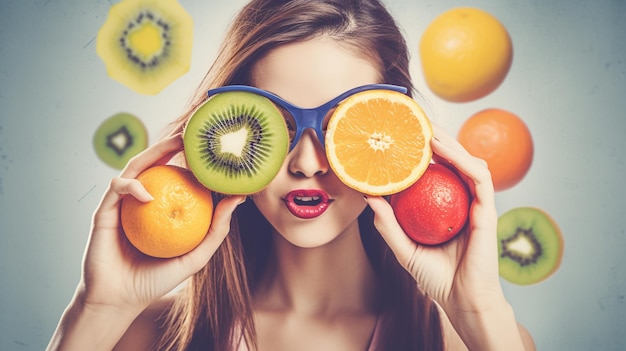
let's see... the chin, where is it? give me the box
[271,212,364,249]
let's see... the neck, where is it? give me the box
[255,221,379,318]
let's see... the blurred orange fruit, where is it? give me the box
[325,90,433,196]
[120,165,214,258]
[419,7,513,102]
[457,108,533,191]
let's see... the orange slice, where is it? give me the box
[325,90,433,195]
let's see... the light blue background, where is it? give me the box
[1,0,625,350]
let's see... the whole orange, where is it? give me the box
[390,163,470,245]
[120,165,214,258]
[457,108,533,191]
[419,7,513,102]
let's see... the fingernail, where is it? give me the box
[139,186,154,201]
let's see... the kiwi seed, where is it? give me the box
[183,91,289,195]
[500,228,542,266]
[118,10,171,71]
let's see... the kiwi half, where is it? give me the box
[96,0,193,95]
[497,207,564,285]
[183,91,289,195]
[93,112,148,169]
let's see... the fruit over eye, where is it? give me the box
[183,91,289,195]
[325,90,433,196]
[96,0,194,95]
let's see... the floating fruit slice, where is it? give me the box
[419,7,513,102]
[96,0,194,95]
[325,90,433,196]
[457,108,533,191]
[183,91,289,195]
[390,163,470,245]
[497,207,564,285]
[121,165,214,258]
[93,112,148,169]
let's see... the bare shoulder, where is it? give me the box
[113,296,175,351]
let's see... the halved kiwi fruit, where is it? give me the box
[183,91,289,195]
[96,0,193,95]
[497,207,564,285]
[93,112,148,169]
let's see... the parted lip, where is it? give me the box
[283,189,332,219]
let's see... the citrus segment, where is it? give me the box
[419,7,513,102]
[120,165,214,258]
[325,90,433,195]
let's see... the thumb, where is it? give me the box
[364,196,418,268]
[178,195,246,273]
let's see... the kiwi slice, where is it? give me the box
[96,0,193,95]
[183,91,289,195]
[93,112,148,169]
[497,207,564,285]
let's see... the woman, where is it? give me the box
[48,0,536,350]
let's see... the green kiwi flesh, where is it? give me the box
[183,91,288,195]
[93,112,148,169]
[497,207,564,285]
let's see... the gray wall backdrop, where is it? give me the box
[1,0,625,350]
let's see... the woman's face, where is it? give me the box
[249,37,381,248]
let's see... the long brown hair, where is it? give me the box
[157,1,443,350]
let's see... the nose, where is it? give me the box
[288,128,329,178]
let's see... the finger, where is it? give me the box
[431,124,495,203]
[431,124,489,180]
[431,126,499,250]
[94,135,183,217]
[180,195,247,272]
[93,177,153,224]
[364,196,418,267]
[120,133,184,179]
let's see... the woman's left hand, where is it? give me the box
[366,123,503,313]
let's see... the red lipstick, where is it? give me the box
[284,189,331,219]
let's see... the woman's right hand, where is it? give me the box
[80,133,245,313]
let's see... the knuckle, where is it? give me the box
[123,156,143,173]
[472,155,489,169]
[109,176,138,195]
[470,156,492,180]
[109,176,124,189]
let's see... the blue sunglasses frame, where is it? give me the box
[207,84,408,151]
